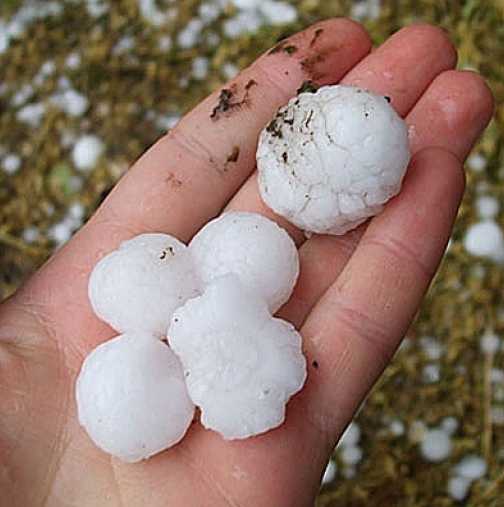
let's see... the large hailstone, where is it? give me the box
[190,211,299,313]
[89,233,200,336]
[168,275,306,440]
[76,332,195,462]
[257,85,411,235]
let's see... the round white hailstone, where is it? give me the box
[17,103,46,127]
[190,212,299,313]
[467,153,486,172]
[192,57,209,80]
[11,84,33,107]
[72,135,105,172]
[259,1,298,25]
[423,364,441,383]
[420,336,444,360]
[480,331,501,354]
[2,154,21,174]
[57,89,89,117]
[321,460,337,485]
[198,3,221,23]
[476,196,499,219]
[224,10,261,37]
[177,19,204,49]
[68,202,85,221]
[58,76,72,90]
[168,275,306,440]
[86,0,109,17]
[39,60,55,76]
[447,476,472,502]
[420,429,452,462]
[454,455,487,480]
[156,114,180,131]
[89,233,200,336]
[22,226,39,244]
[341,446,363,466]
[399,336,412,352]
[138,0,166,26]
[230,0,261,9]
[66,52,81,69]
[389,419,405,437]
[339,422,361,448]
[222,62,239,80]
[463,220,504,263]
[257,85,410,235]
[352,0,381,20]
[49,221,73,245]
[76,333,194,462]
[441,417,459,436]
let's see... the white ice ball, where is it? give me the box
[257,85,411,235]
[76,332,195,462]
[321,460,337,485]
[463,220,504,263]
[190,212,299,313]
[476,195,499,219]
[168,275,306,440]
[447,476,471,501]
[454,455,487,480]
[339,422,361,448]
[72,134,104,171]
[420,428,452,462]
[89,233,200,336]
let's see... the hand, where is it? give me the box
[0,19,493,507]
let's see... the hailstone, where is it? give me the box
[257,84,411,235]
[76,332,195,462]
[89,233,200,336]
[168,275,306,440]
[190,211,299,313]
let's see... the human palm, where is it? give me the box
[0,19,493,507]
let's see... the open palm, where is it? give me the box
[0,19,493,507]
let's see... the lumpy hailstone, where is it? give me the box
[89,233,200,336]
[168,275,306,440]
[257,85,411,235]
[190,212,299,313]
[76,333,195,462]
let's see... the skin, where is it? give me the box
[0,18,494,507]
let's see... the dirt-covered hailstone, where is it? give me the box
[257,85,411,235]
[76,332,195,462]
[190,211,299,313]
[168,275,306,440]
[89,233,200,336]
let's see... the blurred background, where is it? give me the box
[0,0,503,505]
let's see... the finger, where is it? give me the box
[225,23,457,240]
[342,24,457,115]
[408,70,495,160]
[297,147,465,441]
[280,68,495,327]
